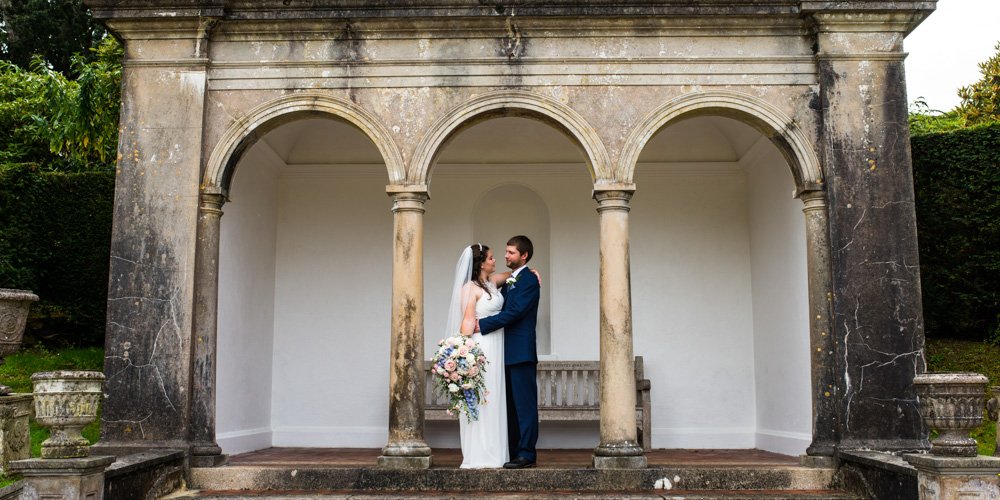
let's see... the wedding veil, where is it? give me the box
[445,246,474,336]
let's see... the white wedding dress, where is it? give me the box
[459,281,509,468]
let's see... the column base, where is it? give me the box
[593,441,646,469]
[806,440,836,457]
[904,453,1000,497]
[593,455,647,469]
[378,441,432,469]
[377,455,433,469]
[191,443,228,467]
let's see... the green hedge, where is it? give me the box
[911,123,1000,343]
[0,163,114,346]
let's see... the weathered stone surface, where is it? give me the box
[104,449,186,500]
[0,393,32,473]
[10,455,115,500]
[815,11,931,453]
[838,451,919,500]
[905,454,1000,500]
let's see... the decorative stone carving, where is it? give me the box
[0,289,38,358]
[0,394,32,473]
[32,371,105,459]
[913,373,989,457]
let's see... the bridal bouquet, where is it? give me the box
[430,335,489,422]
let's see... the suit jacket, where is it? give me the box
[479,268,540,365]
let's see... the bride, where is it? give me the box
[446,244,523,468]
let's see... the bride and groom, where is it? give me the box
[447,235,540,469]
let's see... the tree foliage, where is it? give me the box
[908,98,967,136]
[958,41,1000,126]
[0,0,106,75]
[0,37,121,171]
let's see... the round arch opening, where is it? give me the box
[215,115,394,454]
[629,114,813,455]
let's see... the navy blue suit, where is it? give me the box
[479,268,540,462]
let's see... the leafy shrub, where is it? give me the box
[911,123,1000,343]
[0,163,115,346]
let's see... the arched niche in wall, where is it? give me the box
[472,183,552,356]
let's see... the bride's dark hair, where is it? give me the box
[470,244,492,298]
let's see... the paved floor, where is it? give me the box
[228,448,801,469]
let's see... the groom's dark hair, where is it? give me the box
[507,235,533,263]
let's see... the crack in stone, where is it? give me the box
[103,413,153,439]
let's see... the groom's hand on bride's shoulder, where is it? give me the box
[474,320,480,333]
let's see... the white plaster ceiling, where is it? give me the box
[260,115,764,166]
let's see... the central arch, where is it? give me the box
[410,90,612,184]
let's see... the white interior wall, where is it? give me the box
[631,163,758,449]
[743,140,812,455]
[270,166,394,447]
[213,116,812,455]
[216,141,281,454]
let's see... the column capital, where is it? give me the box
[387,185,430,213]
[199,192,226,216]
[798,190,828,213]
[593,187,634,213]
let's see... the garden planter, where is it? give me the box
[913,372,989,457]
[0,288,38,359]
[31,371,104,459]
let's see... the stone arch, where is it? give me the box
[410,90,611,185]
[204,91,405,195]
[619,90,823,193]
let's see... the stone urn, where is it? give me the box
[31,371,104,459]
[913,372,989,457]
[0,289,38,358]
[0,288,38,395]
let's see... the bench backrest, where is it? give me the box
[424,357,645,409]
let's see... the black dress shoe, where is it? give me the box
[503,457,536,469]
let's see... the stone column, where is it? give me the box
[800,190,837,457]
[91,13,220,455]
[189,191,227,467]
[809,8,931,452]
[592,186,646,469]
[378,186,432,469]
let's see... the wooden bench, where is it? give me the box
[424,356,652,451]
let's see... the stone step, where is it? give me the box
[164,489,860,499]
[188,465,838,493]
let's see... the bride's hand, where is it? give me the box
[531,268,541,285]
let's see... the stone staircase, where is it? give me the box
[163,464,859,499]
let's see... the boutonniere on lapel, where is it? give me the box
[505,275,519,289]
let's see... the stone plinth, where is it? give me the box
[9,455,115,500]
[0,393,32,473]
[905,454,1000,500]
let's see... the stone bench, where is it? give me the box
[424,356,652,451]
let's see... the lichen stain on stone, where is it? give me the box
[397,226,414,263]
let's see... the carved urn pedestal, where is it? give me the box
[905,373,1000,499]
[31,371,105,459]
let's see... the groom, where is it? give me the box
[477,235,540,469]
